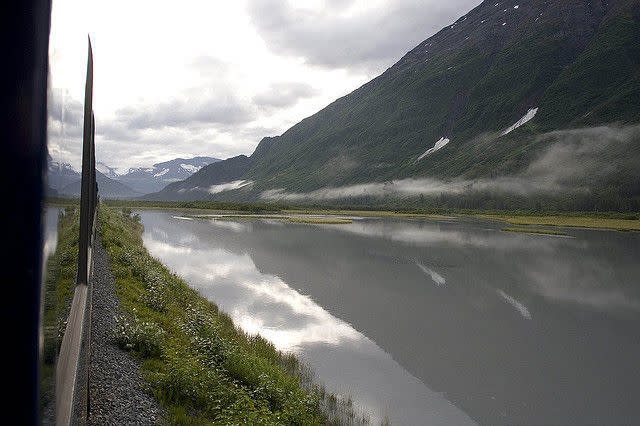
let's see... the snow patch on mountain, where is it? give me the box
[417,137,450,161]
[180,164,200,173]
[47,156,81,190]
[128,167,153,174]
[48,160,77,174]
[208,180,254,194]
[97,161,120,178]
[153,168,170,177]
[501,107,538,136]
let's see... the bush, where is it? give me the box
[113,312,164,358]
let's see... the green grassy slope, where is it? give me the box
[539,6,640,126]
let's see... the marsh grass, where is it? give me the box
[212,215,287,220]
[183,214,353,225]
[287,217,353,225]
[283,209,453,220]
[483,215,640,231]
[502,227,568,236]
[100,206,366,424]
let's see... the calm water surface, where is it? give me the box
[139,211,640,425]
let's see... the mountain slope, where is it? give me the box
[60,171,141,199]
[150,0,640,209]
[96,161,120,178]
[47,155,81,190]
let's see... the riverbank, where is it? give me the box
[183,214,354,224]
[502,227,568,236]
[48,198,640,231]
[482,215,640,231]
[99,206,362,424]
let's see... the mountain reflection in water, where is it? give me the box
[140,211,640,426]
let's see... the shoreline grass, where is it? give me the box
[282,209,453,220]
[287,217,353,224]
[183,214,354,225]
[482,215,640,231]
[192,214,287,220]
[99,206,365,424]
[502,227,568,236]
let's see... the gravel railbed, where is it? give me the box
[88,233,163,425]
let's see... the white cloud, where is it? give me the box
[48,0,480,171]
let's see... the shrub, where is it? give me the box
[113,312,164,358]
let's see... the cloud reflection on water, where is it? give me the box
[145,235,362,351]
[496,289,532,319]
[416,262,446,286]
[140,212,640,426]
[141,215,477,425]
[330,219,578,251]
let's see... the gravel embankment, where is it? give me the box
[88,233,162,425]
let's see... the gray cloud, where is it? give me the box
[253,82,316,109]
[116,92,255,130]
[49,2,483,172]
[86,108,275,173]
[93,126,255,172]
[246,0,481,71]
[85,55,267,169]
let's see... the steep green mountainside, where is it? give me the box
[149,0,640,209]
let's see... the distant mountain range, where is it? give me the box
[47,155,219,199]
[60,171,142,199]
[113,157,220,194]
[148,0,640,211]
[47,157,81,191]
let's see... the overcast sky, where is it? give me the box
[48,0,480,173]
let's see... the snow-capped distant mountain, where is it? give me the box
[47,155,80,190]
[47,155,220,197]
[96,161,120,179]
[60,171,141,199]
[115,156,220,194]
[47,155,140,199]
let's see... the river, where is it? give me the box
[139,211,640,425]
